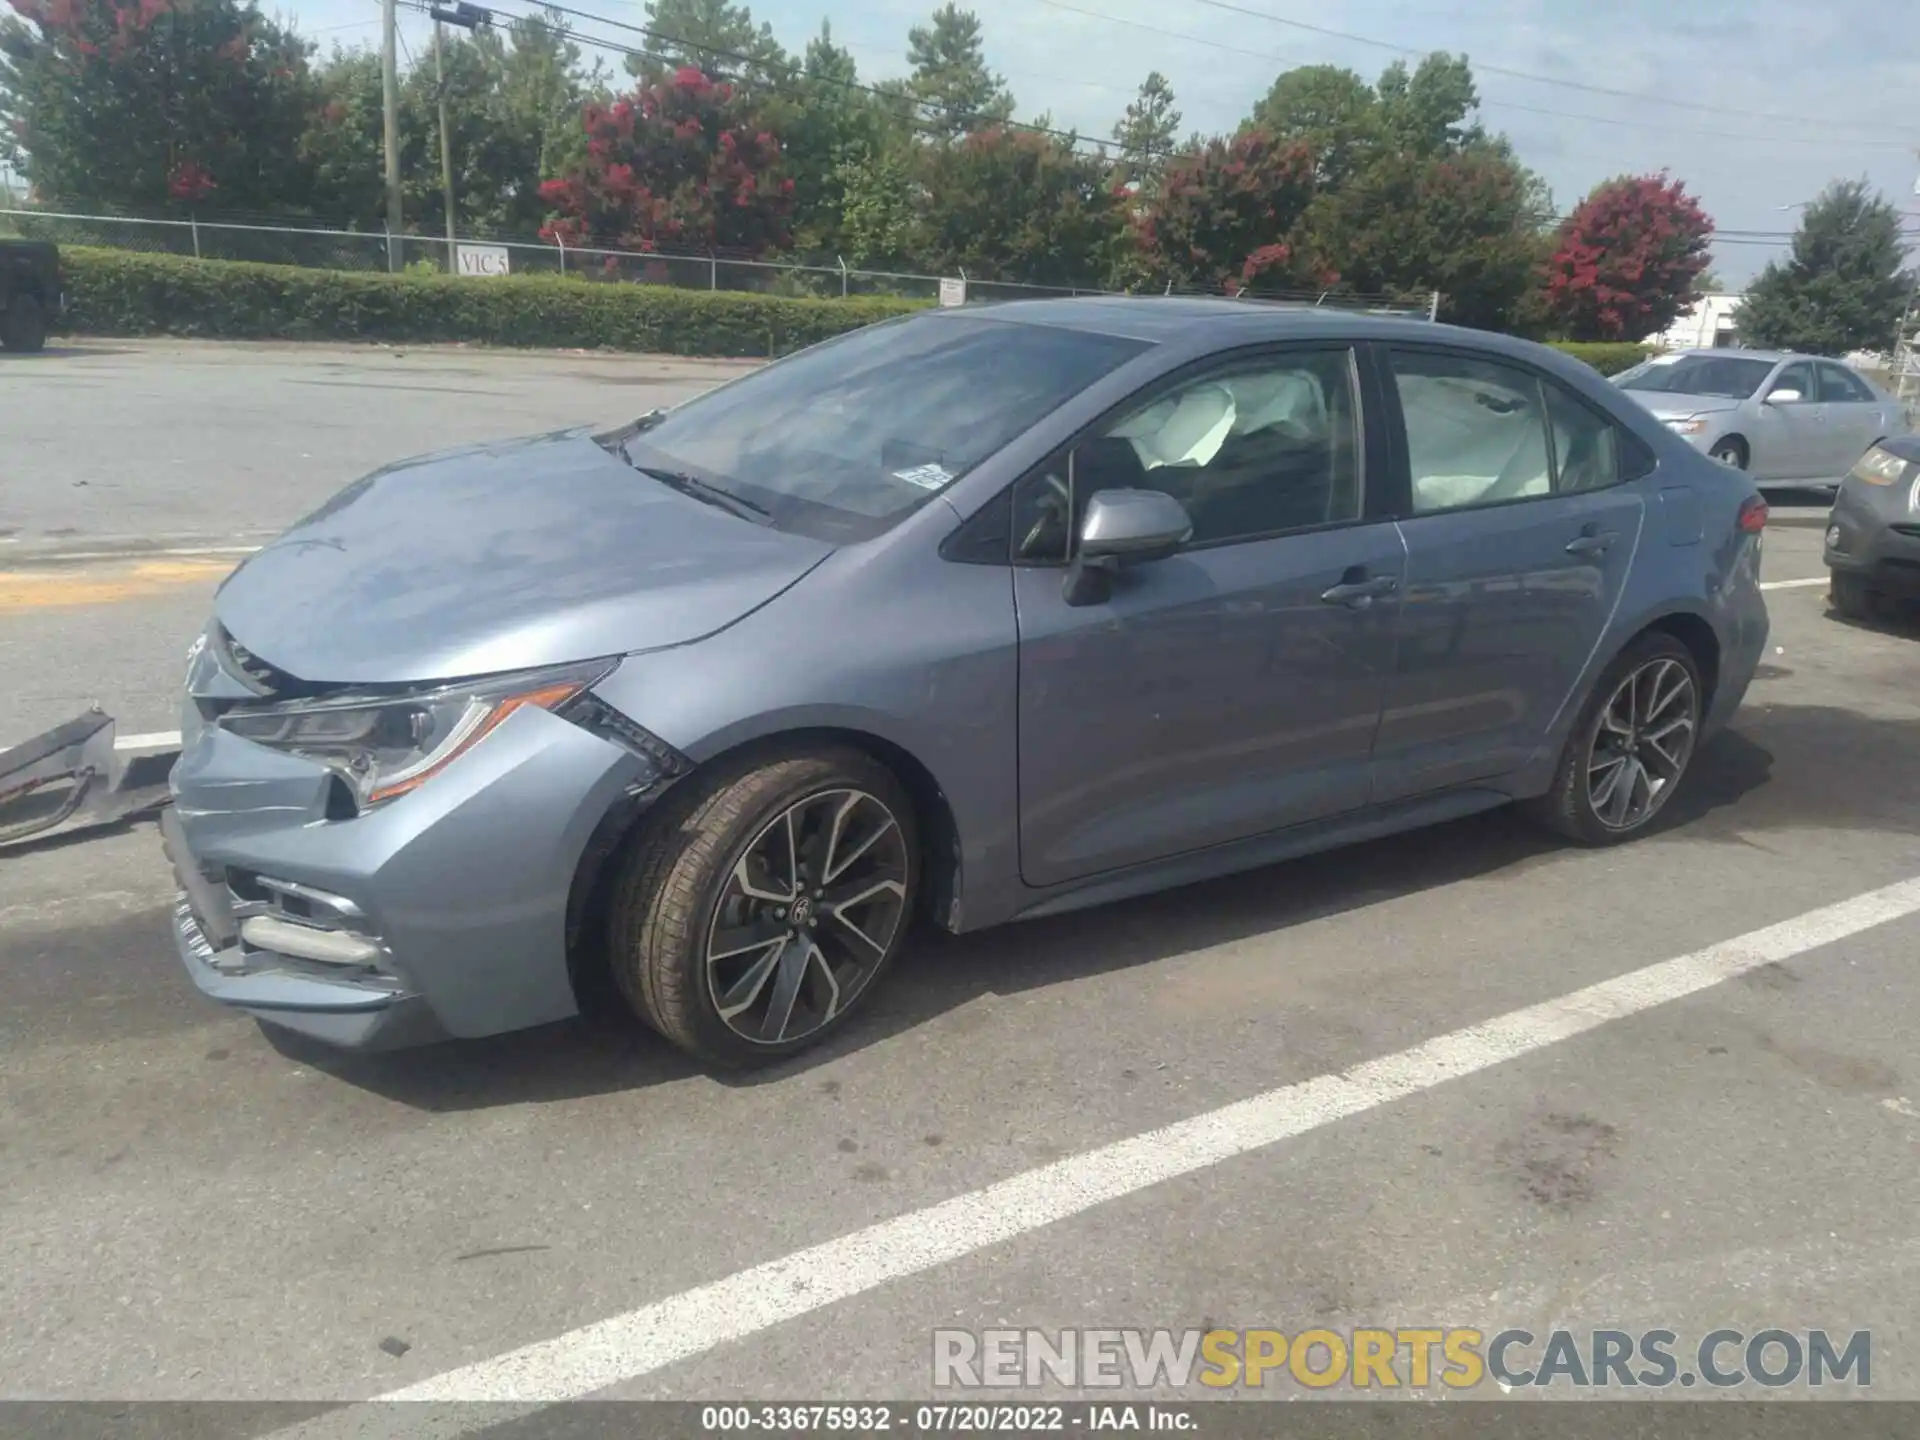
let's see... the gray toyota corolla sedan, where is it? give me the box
[164,299,1771,1066]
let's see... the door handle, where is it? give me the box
[1320,573,1399,608]
[1565,530,1616,558]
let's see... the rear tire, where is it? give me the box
[1523,632,1704,846]
[608,746,919,1068]
[0,294,48,353]
[1708,436,1747,470]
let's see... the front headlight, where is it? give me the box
[1664,417,1707,435]
[217,658,616,810]
[1850,444,1910,487]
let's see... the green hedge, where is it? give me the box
[1548,341,1653,376]
[59,247,1662,372]
[58,246,925,357]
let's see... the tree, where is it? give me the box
[1249,64,1375,186]
[1737,179,1914,355]
[906,4,1011,141]
[1305,142,1544,329]
[1111,71,1179,188]
[1,0,315,211]
[760,21,910,253]
[1540,173,1714,341]
[302,46,387,224]
[625,0,787,88]
[1250,53,1481,188]
[1136,128,1323,294]
[911,126,1122,284]
[538,65,790,256]
[302,12,601,236]
[835,145,919,269]
[1373,53,1482,158]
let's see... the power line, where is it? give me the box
[1168,0,1920,138]
[1036,0,1919,153]
[424,0,1154,161]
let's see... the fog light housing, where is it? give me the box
[1826,524,1844,550]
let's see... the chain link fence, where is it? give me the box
[0,205,1439,317]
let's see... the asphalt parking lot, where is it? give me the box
[4,341,1920,1420]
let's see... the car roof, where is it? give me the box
[1667,348,1850,367]
[935,294,1547,359]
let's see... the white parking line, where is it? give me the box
[0,544,263,564]
[270,875,1920,1431]
[116,731,183,750]
[1760,577,1829,591]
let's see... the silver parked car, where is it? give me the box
[164,300,1771,1066]
[1613,349,1906,489]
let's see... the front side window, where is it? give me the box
[1013,349,1362,558]
[1770,362,1815,402]
[621,314,1147,542]
[1616,354,1774,400]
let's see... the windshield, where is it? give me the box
[1616,354,1774,400]
[623,314,1149,541]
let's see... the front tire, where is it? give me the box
[1,294,48,353]
[1708,437,1747,470]
[1829,570,1881,622]
[1524,633,1704,846]
[608,746,919,1067]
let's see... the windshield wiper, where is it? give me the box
[631,464,773,523]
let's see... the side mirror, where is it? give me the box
[1063,488,1192,606]
[1765,387,1803,405]
[1079,488,1194,564]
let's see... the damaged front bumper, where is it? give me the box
[163,703,656,1050]
[0,708,178,850]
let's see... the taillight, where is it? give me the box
[1738,496,1769,533]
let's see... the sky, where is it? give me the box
[287,0,1920,284]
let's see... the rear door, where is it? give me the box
[1012,344,1405,888]
[1816,362,1886,475]
[1370,345,1646,804]
[1753,360,1825,481]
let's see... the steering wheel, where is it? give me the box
[1019,471,1073,558]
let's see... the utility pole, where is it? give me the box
[434,17,457,272]
[428,4,490,274]
[381,0,403,271]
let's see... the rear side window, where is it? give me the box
[1543,385,1622,492]
[1819,363,1877,403]
[1388,349,1642,512]
[1389,351,1552,512]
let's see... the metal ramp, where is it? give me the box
[1890,294,1920,429]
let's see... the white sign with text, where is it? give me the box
[456,244,511,278]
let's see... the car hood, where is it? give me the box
[213,429,833,686]
[1618,390,1740,421]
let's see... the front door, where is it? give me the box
[1371,346,1644,803]
[1751,360,1825,481]
[1013,345,1404,889]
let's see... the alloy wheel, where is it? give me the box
[1584,657,1699,833]
[704,788,909,1046]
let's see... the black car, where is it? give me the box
[0,237,62,353]
[1825,434,1920,619]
